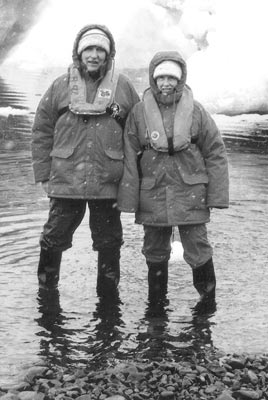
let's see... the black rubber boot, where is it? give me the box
[37,248,62,290]
[147,261,168,305]
[97,248,120,297]
[192,258,216,303]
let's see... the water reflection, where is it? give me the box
[89,294,124,366]
[138,300,171,360]
[135,298,216,362]
[36,289,69,365]
[189,301,216,356]
[35,289,124,369]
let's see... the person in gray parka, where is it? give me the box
[117,51,229,306]
[32,24,140,294]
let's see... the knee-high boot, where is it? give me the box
[192,258,216,302]
[97,248,120,297]
[37,248,62,290]
[147,261,168,304]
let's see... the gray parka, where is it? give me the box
[32,24,140,199]
[117,51,229,226]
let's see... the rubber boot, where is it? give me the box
[192,258,216,303]
[37,248,62,290]
[147,261,168,305]
[97,248,120,297]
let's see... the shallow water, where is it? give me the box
[0,67,268,386]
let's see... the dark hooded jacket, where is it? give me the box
[32,24,140,199]
[117,51,229,226]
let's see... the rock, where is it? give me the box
[127,371,146,382]
[196,365,208,374]
[2,352,268,400]
[23,367,48,384]
[216,390,235,400]
[18,392,45,400]
[158,391,175,399]
[62,374,76,383]
[233,389,260,399]
[227,357,246,370]
[205,384,220,394]
[247,370,259,385]
[232,379,241,390]
[132,395,144,400]
[0,394,20,400]
[207,362,227,377]
[0,382,30,392]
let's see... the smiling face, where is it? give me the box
[156,75,179,95]
[81,45,107,73]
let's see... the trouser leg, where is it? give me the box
[178,224,215,301]
[142,225,172,302]
[38,198,86,288]
[89,199,123,296]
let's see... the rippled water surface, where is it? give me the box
[0,67,268,386]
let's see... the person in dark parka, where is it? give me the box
[117,50,229,305]
[32,24,140,295]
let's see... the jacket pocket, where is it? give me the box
[180,172,208,185]
[176,144,208,185]
[49,147,74,185]
[179,172,208,211]
[102,149,124,183]
[105,149,124,161]
[139,177,156,213]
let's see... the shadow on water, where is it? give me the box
[35,291,133,369]
[134,298,217,362]
[36,289,125,369]
[35,287,217,372]
[0,67,268,386]
[36,289,68,365]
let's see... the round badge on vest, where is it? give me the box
[151,131,160,141]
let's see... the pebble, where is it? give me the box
[233,389,260,399]
[158,390,175,399]
[0,353,268,400]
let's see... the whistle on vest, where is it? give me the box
[106,102,125,129]
[106,102,120,118]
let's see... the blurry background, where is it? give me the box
[1,0,268,115]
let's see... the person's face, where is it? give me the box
[81,46,107,73]
[156,75,178,95]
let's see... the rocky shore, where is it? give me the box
[1,351,268,400]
